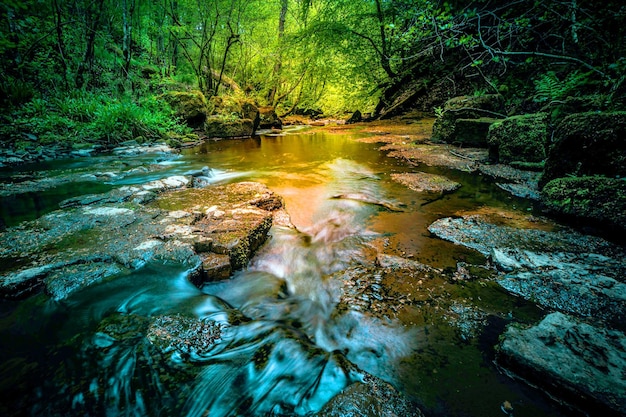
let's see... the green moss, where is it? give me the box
[452,117,498,147]
[161,90,208,127]
[542,176,626,232]
[541,111,626,187]
[487,113,548,164]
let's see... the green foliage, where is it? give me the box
[9,93,189,146]
[533,71,590,103]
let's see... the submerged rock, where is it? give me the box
[146,314,225,358]
[391,172,461,193]
[317,373,425,417]
[497,312,626,415]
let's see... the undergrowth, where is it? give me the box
[1,92,190,149]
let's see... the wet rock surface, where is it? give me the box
[0,180,283,300]
[0,143,179,198]
[429,213,626,415]
[428,215,626,325]
[317,373,425,417]
[391,172,461,193]
[497,312,626,415]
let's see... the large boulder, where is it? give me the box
[541,176,626,234]
[432,94,505,144]
[205,117,256,138]
[204,96,260,138]
[540,111,626,187]
[487,113,548,163]
[258,106,283,129]
[497,312,626,416]
[161,90,208,128]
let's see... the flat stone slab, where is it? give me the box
[383,143,488,172]
[391,172,460,193]
[497,312,626,415]
[0,181,282,300]
[428,216,626,325]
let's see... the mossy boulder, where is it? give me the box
[432,94,504,143]
[205,117,256,138]
[452,117,498,146]
[540,112,626,187]
[442,94,504,113]
[541,176,626,233]
[204,95,260,138]
[546,95,610,126]
[161,90,208,128]
[258,106,283,129]
[487,113,548,164]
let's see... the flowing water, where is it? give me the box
[0,126,572,417]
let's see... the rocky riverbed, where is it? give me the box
[1,120,625,417]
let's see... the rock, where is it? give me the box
[385,144,487,172]
[161,90,209,128]
[428,216,626,325]
[146,314,225,358]
[541,176,626,234]
[258,106,283,129]
[44,259,126,300]
[1,181,282,300]
[204,116,256,138]
[496,182,540,200]
[479,164,541,199]
[452,117,499,146]
[432,94,505,143]
[495,248,626,326]
[197,253,232,284]
[497,312,626,415]
[391,172,461,193]
[346,110,362,124]
[487,113,548,163]
[316,373,425,417]
[204,95,260,138]
[540,111,626,188]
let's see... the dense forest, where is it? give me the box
[1,0,625,149]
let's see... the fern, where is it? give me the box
[533,70,589,103]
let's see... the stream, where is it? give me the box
[0,126,576,417]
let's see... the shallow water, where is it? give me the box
[0,126,575,417]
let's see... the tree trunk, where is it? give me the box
[122,0,135,78]
[374,0,396,79]
[267,0,288,105]
[76,0,105,89]
[52,0,69,89]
